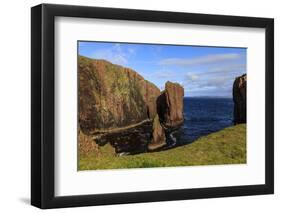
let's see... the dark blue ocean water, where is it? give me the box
[175,97,234,145]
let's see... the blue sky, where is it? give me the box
[78,41,246,97]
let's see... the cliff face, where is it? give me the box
[78,56,184,153]
[233,74,246,124]
[79,56,160,134]
[145,81,161,119]
[157,81,184,128]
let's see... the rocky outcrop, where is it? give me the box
[145,80,161,119]
[148,115,166,151]
[148,82,184,151]
[78,56,184,154]
[79,56,160,134]
[157,81,184,128]
[233,74,246,124]
[78,127,99,156]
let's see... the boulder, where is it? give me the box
[233,74,246,124]
[157,81,184,128]
[148,115,166,151]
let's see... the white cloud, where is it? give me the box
[183,62,245,97]
[149,70,174,79]
[128,48,136,54]
[186,73,199,81]
[91,44,136,65]
[184,63,245,80]
[207,63,246,74]
[160,53,241,67]
[113,54,127,65]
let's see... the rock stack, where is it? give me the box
[148,115,166,151]
[157,81,184,128]
[233,74,246,124]
[148,82,184,150]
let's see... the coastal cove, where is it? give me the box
[78,54,246,170]
[91,97,235,155]
[79,124,246,170]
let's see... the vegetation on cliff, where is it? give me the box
[79,124,246,170]
[79,55,160,134]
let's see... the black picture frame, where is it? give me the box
[31,3,274,209]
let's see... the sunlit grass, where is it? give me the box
[78,124,246,170]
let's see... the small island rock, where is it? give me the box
[233,74,246,124]
[157,81,184,128]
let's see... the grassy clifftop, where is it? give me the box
[79,124,246,170]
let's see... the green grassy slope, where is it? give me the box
[78,124,246,170]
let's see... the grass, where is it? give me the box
[78,124,246,170]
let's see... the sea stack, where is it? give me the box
[148,82,184,150]
[157,81,184,128]
[233,74,246,124]
[148,115,166,151]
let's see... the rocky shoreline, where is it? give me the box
[93,120,183,155]
[79,124,247,170]
[78,55,247,156]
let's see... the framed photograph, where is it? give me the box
[31,3,274,209]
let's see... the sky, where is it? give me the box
[78,41,246,97]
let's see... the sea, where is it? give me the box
[96,97,234,154]
[175,97,234,146]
